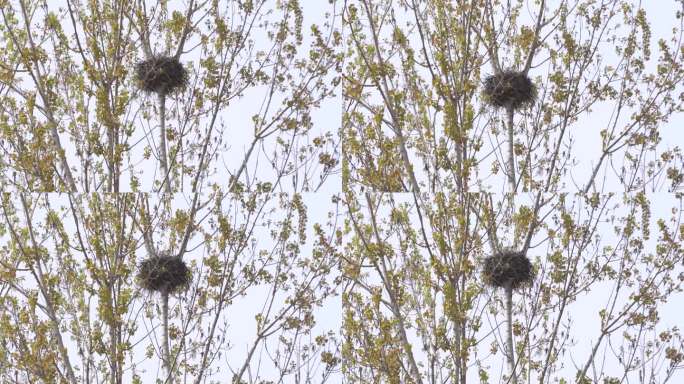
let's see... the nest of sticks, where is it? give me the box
[483,249,534,290]
[137,253,191,294]
[135,56,188,95]
[482,70,537,110]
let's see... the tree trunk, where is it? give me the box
[505,283,518,384]
[158,93,172,193]
[162,290,171,383]
[506,106,516,193]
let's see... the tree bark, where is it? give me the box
[505,283,518,384]
[158,93,172,193]
[162,291,171,383]
[506,106,516,193]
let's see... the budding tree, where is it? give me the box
[0,0,341,193]
[341,0,684,383]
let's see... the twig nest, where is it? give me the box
[483,249,533,290]
[135,56,188,95]
[482,70,537,110]
[137,254,191,294]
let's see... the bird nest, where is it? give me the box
[482,70,537,110]
[483,249,533,290]
[137,254,191,294]
[135,56,188,95]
